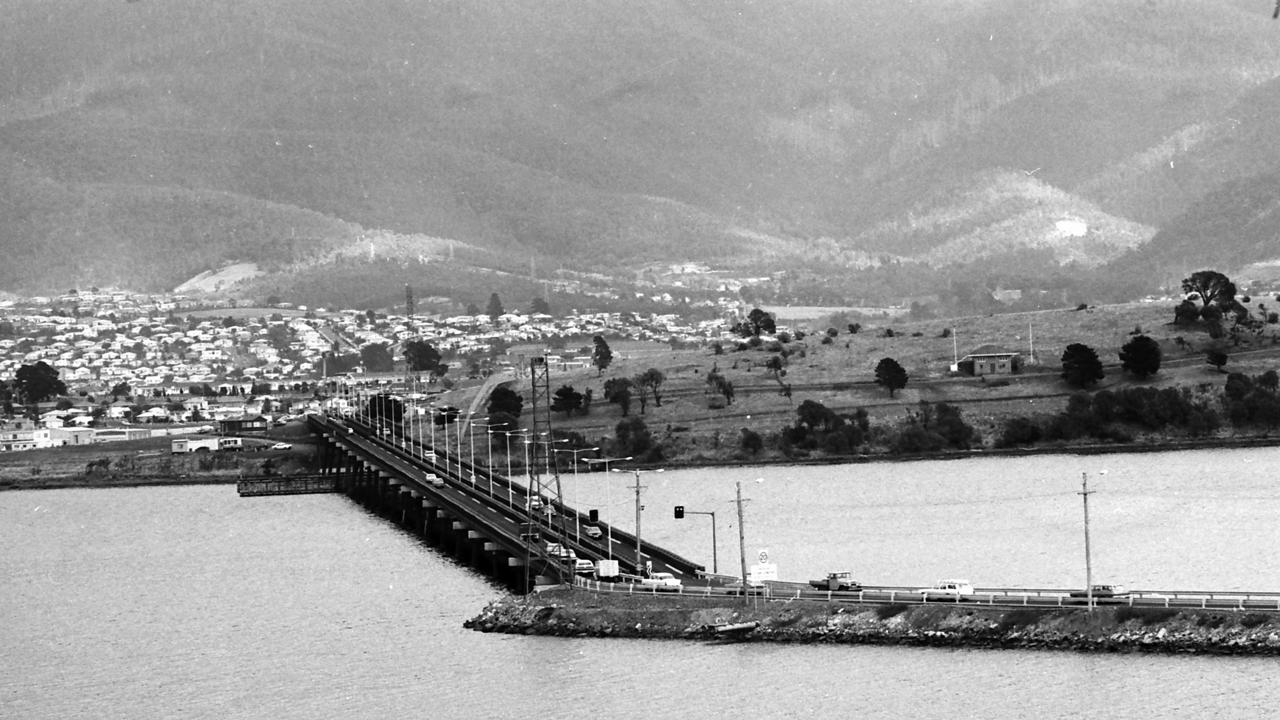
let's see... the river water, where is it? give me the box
[4,447,1279,719]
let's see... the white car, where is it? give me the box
[639,572,682,592]
[584,525,603,539]
[918,579,975,599]
[269,442,293,450]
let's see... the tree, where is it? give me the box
[740,428,763,455]
[874,357,908,397]
[765,355,784,379]
[486,386,523,418]
[486,293,504,320]
[637,368,666,407]
[604,377,634,416]
[615,416,653,457]
[530,297,551,315]
[1173,299,1200,326]
[550,385,583,417]
[796,399,839,432]
[1119,335,1162,379]
[1206,349,1229,373]
[591,335,613,376]
[1061,343,1105,388]
[365,394,405,425]
[360,343,395,373]
[746,307,777,336]
[109,382,132,400]
[465,302,480,316]
[14,361,67,403]
[404,340,444,375]
[1182,270,1236,310]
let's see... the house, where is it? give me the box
[218,415,269,435]
[957,345,1022,376]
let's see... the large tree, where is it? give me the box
[747,307,777,336]
[1182,270,1236,310]
[550,385,583,417]
[591,335,613,376]
[486,386,524,418]
[360,342,395,372]
[874,357,908,397]
[1119,335,1162,378]
[403,340,444,375]
[486,293,504,320]
[1061,343,1105,388]
[14,361,67,403]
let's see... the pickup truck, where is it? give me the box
[809,571,861,591]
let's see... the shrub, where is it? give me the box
[996,416,1042,448]
[874,603,910,620]
[1114,607,1179,625]
[1240,613,1271,629]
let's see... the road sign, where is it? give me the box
[749,563,778,582]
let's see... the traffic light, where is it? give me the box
[674,505,684,519]
[589,509,599,523]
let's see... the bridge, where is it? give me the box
[296,412,704,592]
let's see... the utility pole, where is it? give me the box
[1079,470,1104,611]
[736,480,748,604]
[634,472,644,575]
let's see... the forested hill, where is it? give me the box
[2,0,1280,300]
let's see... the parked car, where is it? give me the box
[638,572,682,592]
[269,442,293,450]
[918,579,975,599]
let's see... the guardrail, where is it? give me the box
[571,577,1280,611]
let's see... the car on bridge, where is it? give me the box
[584,525,603,539]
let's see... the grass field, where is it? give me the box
[453,301,1280,464]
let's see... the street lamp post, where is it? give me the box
[470,419,497,496]
[490,428,527,508]
[584,455,630,560]
[555,446,598,543]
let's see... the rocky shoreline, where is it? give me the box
[465,589,1280,655]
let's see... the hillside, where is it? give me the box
[2,0,1280,302]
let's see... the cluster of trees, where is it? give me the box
[779,400,870,455]
[601,369,665,416]
[1173,270,1279,342]
[997,387,1221,448]
[1222,370,1280,429]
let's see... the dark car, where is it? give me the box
[1068,584,1130,604]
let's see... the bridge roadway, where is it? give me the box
[309,414,704,589]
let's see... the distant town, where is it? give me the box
[0,285,763,452]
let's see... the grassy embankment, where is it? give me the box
[457,301,1280,466]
